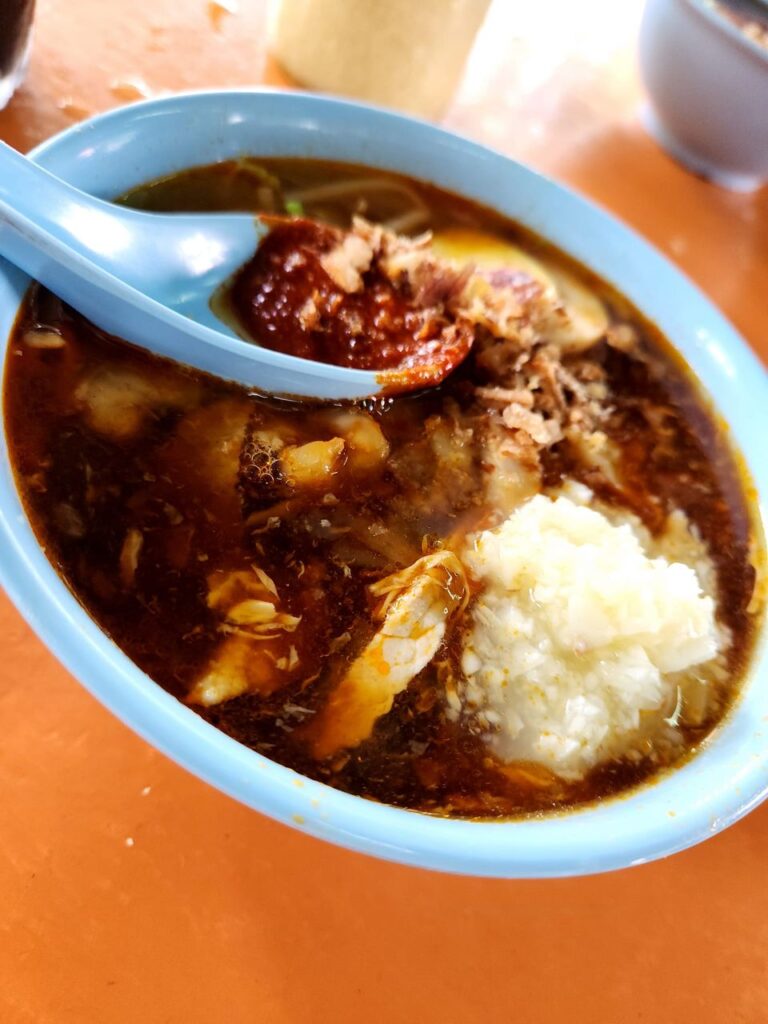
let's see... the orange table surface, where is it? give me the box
[1,2,767,1022]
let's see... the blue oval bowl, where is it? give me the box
[1,90,766,877]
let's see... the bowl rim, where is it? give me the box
[1,88,766,878]
[686,0,768,66]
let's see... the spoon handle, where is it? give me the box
[0,139,133,285]
[0,138,265,305]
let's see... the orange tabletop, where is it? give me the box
[1,2,767,1022]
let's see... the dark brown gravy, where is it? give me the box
[3,158,762,818]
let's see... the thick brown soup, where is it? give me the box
[3,159,763,818]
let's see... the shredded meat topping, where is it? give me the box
[501,403,563,447]
[323,217,554,355]
[319,231,376,292]
[474,386,535,408]
[238,214,611,464]
[346,214,613,466]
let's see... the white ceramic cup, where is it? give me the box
[639,0,768,191]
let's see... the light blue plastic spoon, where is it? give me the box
[0,139,383,399]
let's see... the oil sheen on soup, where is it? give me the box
[4,158,764,818]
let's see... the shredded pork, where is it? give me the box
[317,216,612,470]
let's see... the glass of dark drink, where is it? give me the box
[0,0,35,109]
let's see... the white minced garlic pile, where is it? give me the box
[455,490,723,780]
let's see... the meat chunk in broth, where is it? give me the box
[308,551,468,758]
[75,362,202,441]
[188,567,302,705]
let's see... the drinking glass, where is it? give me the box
[0,0,35,110]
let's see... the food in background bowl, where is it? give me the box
[711,0,768,49]
[5,158,763,818]
[640,0,768,191]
